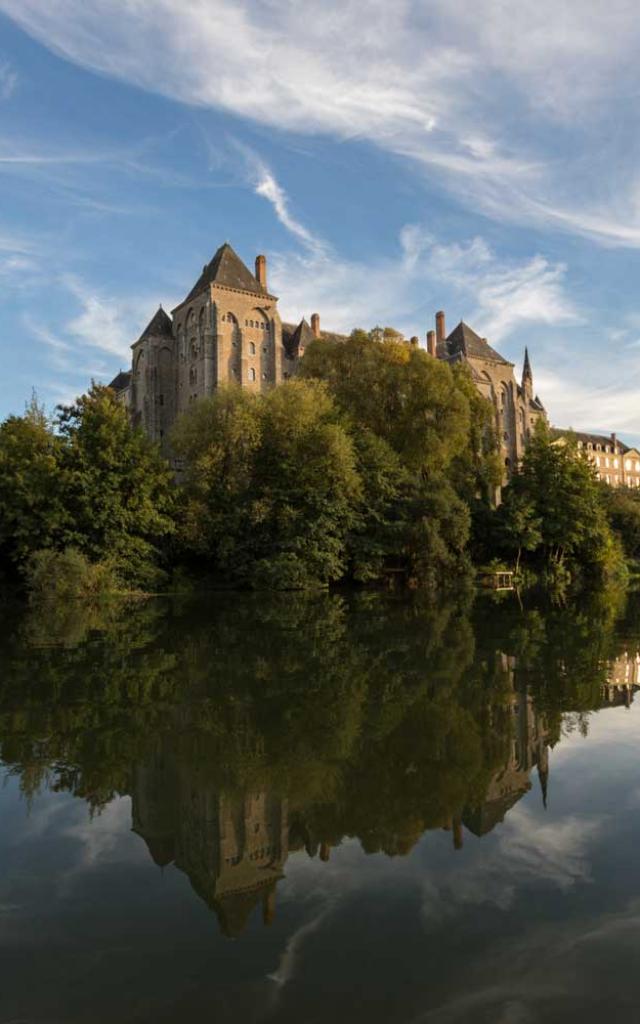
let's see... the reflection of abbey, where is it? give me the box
[128,671,569,938]
[108,242,547,470]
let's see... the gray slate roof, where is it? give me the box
[444,321,511,365]
[552,428,628,452]
[107,370,132,393]
[282,320,349,357]
[133,307,173,347]
[182,243,268,304]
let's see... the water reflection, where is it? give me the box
[1,588,639,946]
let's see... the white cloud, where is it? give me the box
[271,224,578,348]
[0,59,17,100]
[232,141,327,255]
[4,1,640,245]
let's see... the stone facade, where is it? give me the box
[427,311,547,477]
[552,429,640,488]
[108,245,546,475]
[108,242,344,450]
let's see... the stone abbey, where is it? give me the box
[109,240,547,468]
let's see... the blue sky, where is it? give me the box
[0,0,639,442]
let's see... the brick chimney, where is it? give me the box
[255,254,267,290]
[427,329,436,357]
[311,312,321,338]
[435,310,446,344]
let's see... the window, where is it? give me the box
[159,394,164,406]
[614,458,619,468]
[262,372,268,380]
[263,346,268,353]
[249,342,256,355]
[249,367,256,382]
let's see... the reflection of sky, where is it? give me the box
[2,703,640,1022]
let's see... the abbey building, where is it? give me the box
[108,241,546,470]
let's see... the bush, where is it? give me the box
[25,548,120,602]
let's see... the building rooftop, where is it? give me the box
[107,369,132,393]
[444,321,512,365]
[181,242,269,306]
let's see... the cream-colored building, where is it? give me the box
[553,430,640,487]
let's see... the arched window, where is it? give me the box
[199,307,205,340]
[249,342,256,355]
[249,367,256,382]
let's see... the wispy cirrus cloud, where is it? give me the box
[232,141,327,256]
[0,59,17,100]
[4,0,640,246]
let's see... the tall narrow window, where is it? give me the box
[249,367,256,382]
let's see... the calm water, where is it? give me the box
[1,588,640,1023]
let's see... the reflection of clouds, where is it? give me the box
[57,796,143,896]
[553,702,640,760]
[266,913,331,991]
[409,901,640,1022]
[444,808,602,910]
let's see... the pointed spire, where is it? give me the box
[538,762,548,809]
[523,347,532,385]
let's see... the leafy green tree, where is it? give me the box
[57,384,176,587]
[500,424,620,578]
[0,395,67,573]
[300,329,472,476]
[173,381,361,588]
[601,484,640,563]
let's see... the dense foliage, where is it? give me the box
[0,331,636,593]
[480,424,625,583]
[0,385,175,591]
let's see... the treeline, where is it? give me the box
[1,328,639,594]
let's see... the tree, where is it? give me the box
[173,381,361,588]
[56,384,176,587]
[500,424,620,578]
[300,329,472,476]
[601,484,640,563]
[0,395,67,573]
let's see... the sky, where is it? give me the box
[0,0,639,443]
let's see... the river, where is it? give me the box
[1,587,639,1022]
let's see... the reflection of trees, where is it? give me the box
[1,585,639,935]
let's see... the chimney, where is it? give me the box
[427,329,436,357]
[612,432,617,452]
[435,310,446,344]
[255,254,267,290]
[311,312,321,338]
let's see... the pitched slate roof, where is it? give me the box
[551,428,628,452]
[182,243,268,304]
[444,321,511,365]
[132,307,173,348]
[291,318,315,350]
[282,320,348,357]
[107,370,132,393]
